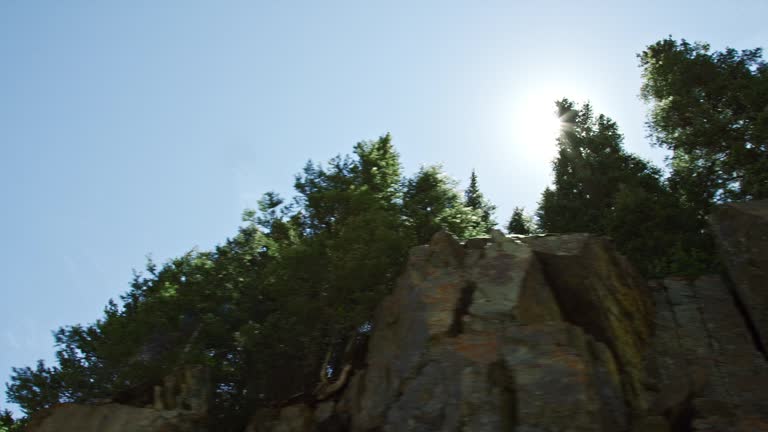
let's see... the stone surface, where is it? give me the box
[651,275,768,429]
[257,231,768,432]
[344,232,643,432]
[523,234,654,412]
[709,199,768,349]
[26,403,204,432]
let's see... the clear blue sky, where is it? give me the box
[1,0,766,415]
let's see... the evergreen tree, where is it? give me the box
[403,166,488,244]
[6,134,495,431]
[0,409,19,432]
[506,207,534,235]
[464,170,497,233]
[536,99,709,274]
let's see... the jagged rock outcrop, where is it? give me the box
[250,232,654,431]
[253,223,768,432]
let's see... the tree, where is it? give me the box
[506,207,534,235]
[639,37,768,208]
[6,360,62,416]
[403,166,488,244]
[6,134,500,431]
[537,99,663,234]
[464,170,497,233]
[536,98,710,275]
[0,408,20,432]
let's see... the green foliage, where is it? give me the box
[403,166,489,244]
[639,37,768,206]
[537,99,663,234]
[464,170,497,233]
[6,361,63,416]
[506,207,534,235]
[0,409,23,432]
[6,134,489,431]
[536,99,714,275]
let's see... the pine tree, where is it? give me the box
[506,207,533,235]
[403,166,489,244]
[535,99,709,275]
[463,170,497,233]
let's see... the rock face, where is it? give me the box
[254,227,768,432]
[27,366,210,432]
[651,275,768,431]
[253,232,650,432]
[709,200,768,351]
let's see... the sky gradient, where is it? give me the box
[2,0,766,414]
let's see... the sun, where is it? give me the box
[513,95,564,163]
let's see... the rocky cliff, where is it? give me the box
[28,200,768,432]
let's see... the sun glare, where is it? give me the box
[513,95,564,163]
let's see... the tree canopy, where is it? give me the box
[536,98,713,275]
[639,37,768,208]
[5,135,496,431]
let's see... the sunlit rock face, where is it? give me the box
[346,232,640,432]
[249,232,649,432]
[253,227,768,432]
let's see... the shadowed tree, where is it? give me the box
[536,99,712,275]
[506,207,534,235]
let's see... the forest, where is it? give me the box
[2,37,767,432]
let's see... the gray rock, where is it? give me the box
[709,199,768,350]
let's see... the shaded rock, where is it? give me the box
[26,403,204,432]
[243,408,278,432]
[523,234,654,411]
[272,405,314,432]
[651,274,768,429]
[632,416,671,432]
[463,237,490,250]
[709,199,768,350]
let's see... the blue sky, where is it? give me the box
[1,0,766,415]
